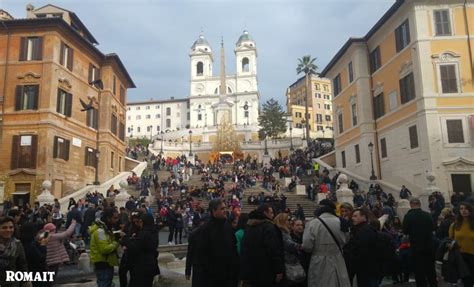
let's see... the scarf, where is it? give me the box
[0,238,18,269]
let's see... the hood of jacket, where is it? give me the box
[89,218,109,234]
[247,210,273,226]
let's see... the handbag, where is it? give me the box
[285,260,306,285]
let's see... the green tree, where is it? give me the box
[258,98,287,139]
[296,55,318,144]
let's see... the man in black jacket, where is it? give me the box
[240,204,284,287]
[185,221,208,287]
[402,198,438,287]
[200,198,239,287]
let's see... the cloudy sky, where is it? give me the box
[2,0,394,105]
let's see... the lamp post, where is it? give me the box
[289,127,294,151]
[160,131,164,155]
[244,102,249,126]
[130,125,134,138]
[263,131,269,155]
[188,130,193,156]
[368,142,377,180]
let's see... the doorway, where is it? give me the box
[451,174,472,194]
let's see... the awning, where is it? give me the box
[11,192,30,195]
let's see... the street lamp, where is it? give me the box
[130,125,134,138]
[244,102,249,125]
[263,131,269,155]
[188,130,193,156]
[368,142,377,180]
[160,131,164,155]
[289,126,294,151]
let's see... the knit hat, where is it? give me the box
[43,223,56,233]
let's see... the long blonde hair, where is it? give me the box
[274,213,290,233]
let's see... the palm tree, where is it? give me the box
[296,55,318,145]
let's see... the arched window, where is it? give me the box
[227,86,233,94]
[242,57,249,72]
[196,62,203,76]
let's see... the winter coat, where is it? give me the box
[22,240,48,287]
[302,212,351,287]
[46,221,76,266]
[436,239,470,283]
[402,208,435,254]
[89,219,119,268]
[282,231,300,265]
[126,226,160,287]
[186,226,209,287]
[240,211,285,285]
[0,239,28,287]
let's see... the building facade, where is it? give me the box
[126,98,189,139]
[287,74,334,138]
[321,0,474,197]
[0,4,135,205]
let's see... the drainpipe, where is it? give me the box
[463,0,474,82]
[1,21,11,144]
[365,43,382,180]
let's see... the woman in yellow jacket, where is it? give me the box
[449,202,474,286]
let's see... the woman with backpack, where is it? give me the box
[449,202,474,286]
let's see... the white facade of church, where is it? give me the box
[188,31,260,128]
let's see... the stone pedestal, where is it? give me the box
[296,185,306,195]
[115,180,131,209]
[262,154,271,165]
[335,174,354,204]
[397,199,410,220]
[37,181,55,206]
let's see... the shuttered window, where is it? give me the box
[395,19,410,52]
[15,85,39,111]
[87,109,98,129]
[440,64,458,93]
[374,93,385,119]
[341,151,346,168]
[370,47,381,73]
[409,125,419,149]
[59,42,74,71]
[348,62,354,83]
[56,88,72,117]
[380,138,388,158]
[11,135,38,169]
[354,144,360,163]
[446,120,464,143]
[85,147,97,167]
[338,113,343,134]
[399,73,416,104]
[120,86,125,104]
[111,114,118,135]
[19,37,43,61]
[88,64,100,84]
[434,10,451,36]
[333,74,342,96]
[119,122,125,141]
[53,136,70,161]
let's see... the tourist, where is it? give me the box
[90,207,120,287]
[400,185,412,200]
[20,222,49,287]
[240,205,284,287]
[302,199,351,287]
[185,214,209,287]
[340,202,353,222]
[402,198,438,287]
[43,219,76,280]
[174,206,184,245]
[294,204,305,221]
[200,199,239,287]
[449,202,474,286]
[234,213,249,255]
[0,216,28,286]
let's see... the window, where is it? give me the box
[88,64,100,84]
[446,120,464,143]
[434,10,451,36]
[409,125,419,149]
[155,114,160,119]
[187,112,190,120]
[136,115,141,120]
[198,114,202,121]
[146,106,150,110]
[440,64,458,93]
[338,113,343,134]
[355,144,360,163]
[242,57,249,72]
[244,111,249,118]
[389,91,398,111]
[166,119,171,128]
[120,86,125,104]
[370,47,381,73]
[395,19,410,52]
[166,107,171,116]
[15,85,39,111]
[374,93,385,119]
[351,103,358,126]
[324,94,330,100]
[111,114,117,135]
[119,122,125,141]
[111,151,114,169]
[87,109,98,129]
[197,62,203,76]
[156,126,160,132]
[136,106,140,110]
[316,93,321,98]
[381,138,388,158]
[324,85,329,91]
[56,89,72,117]
[296,123,302,128]
[400,73,416,104]
[59,42,73,71]
[85,147,96,167]
[53,136,70,161]
[147,126,152,132]
[113,76,117,95]
[315,83,320,90]
[333,74,342,96]
[324,104,331,110]
[325,115,331,121]
[348,62,354,83]
[341,151,346,168]
[11,135,38,169]
[155,105,160,109]
[316,114,322,123]
[137,127,141,133]
[146,115,151,119]
[19,37,43,61]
